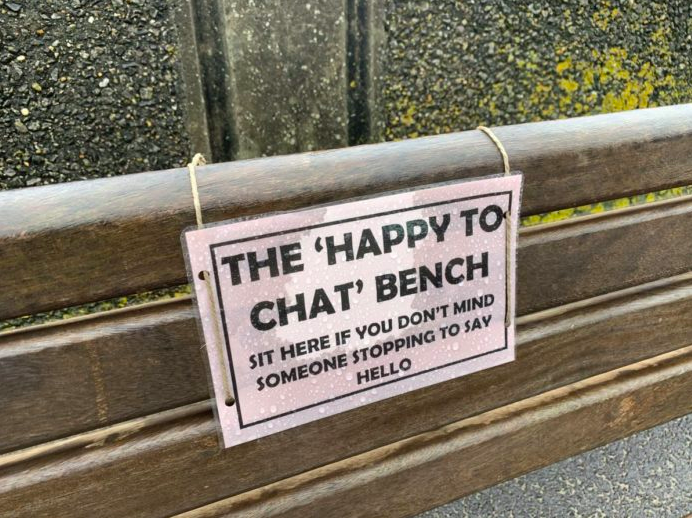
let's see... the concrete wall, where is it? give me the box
[189,0,692,159]
[4,0,691,183]
[192,0,386,161]
[382,1,692,139]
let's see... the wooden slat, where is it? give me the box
[176,346,692,518]
[0,275,690,517]
[2,193,692,451]
[0,401,211,469]
[0,299,207,454]
[518,194,692,314]
[1,105,692,319]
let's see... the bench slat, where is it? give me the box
[2,193,691,451]
[0,299,207,453]
[2,105,692,319]
[1,276,690,516]
[519,194,692,314]
[176,346,692,518]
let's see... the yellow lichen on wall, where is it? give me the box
[384,1,692,135]
[592,2,620,31]
[539,44,681,117]
[383,1,692,227]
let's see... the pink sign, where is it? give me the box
[183,174,522,448]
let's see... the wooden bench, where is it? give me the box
[1,105,691,517]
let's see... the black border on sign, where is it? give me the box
[210,190,513,429]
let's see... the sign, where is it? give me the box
[183,174,522,448]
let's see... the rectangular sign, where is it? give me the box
[183,174,522,447]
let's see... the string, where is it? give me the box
[188,154,235,406]
[188,153,206,227]
[477,126,510,175]
[477,126,513,328]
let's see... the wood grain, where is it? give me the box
[2,105,692,319]
[2,194,691,451]
[0,401,211,469]
[518,194,692,313]
[0,275,690,516]
[176,346,692,518]
[0,299,207,453]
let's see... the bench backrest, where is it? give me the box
[1,105,691,517]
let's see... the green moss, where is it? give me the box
[0,285,191,333]
[520,186,690,227]
[382,0,692,217]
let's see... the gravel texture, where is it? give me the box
[0,0,190,189]
[381,0,692,219]
[382,1,692,140]
[418,414,692,518]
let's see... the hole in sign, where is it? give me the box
[196,268,235,407]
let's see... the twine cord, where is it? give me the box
[477,126,513,328]
[477,126,510,175]
[188,154,235,406]
[188,153,206,228]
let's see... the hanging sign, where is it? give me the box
[183,174,522,448]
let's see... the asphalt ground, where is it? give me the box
[418,414,692,518]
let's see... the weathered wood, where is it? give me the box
[175,346,692,518]
[0,299,207,453]
[0,276,690,516]
[2,105,692,319]
[2,192,691,451]
[2,198,691,449]
[518,194,692,313]
[0,401,211,469]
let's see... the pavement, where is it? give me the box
[418,414,692,518]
